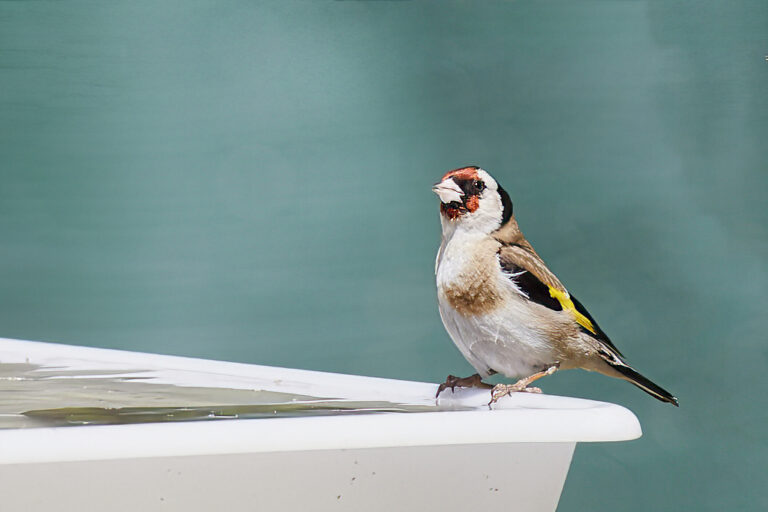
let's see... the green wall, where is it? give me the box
[1,1,766,510]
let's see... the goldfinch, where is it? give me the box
[433,166,678,406]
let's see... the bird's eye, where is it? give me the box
[473,180,485,191]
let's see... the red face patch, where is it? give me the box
[464,195,480,213]
[439,192,479,219]
[441,166,480,182]
[440,202,464,220]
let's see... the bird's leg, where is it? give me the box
[489,363,560,405]
[436,373,493,398]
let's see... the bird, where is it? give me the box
[432,165,678,406]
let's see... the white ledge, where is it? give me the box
[0,337,641,465]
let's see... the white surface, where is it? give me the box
[0,443,576,512]
[0,337,640,464]
[0,338,640,457]
[0,337,641,512]
[0,402,634,465]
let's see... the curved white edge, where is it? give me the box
[0,406,641,466]
[0,336,642,465]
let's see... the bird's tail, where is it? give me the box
[609,363,679,406]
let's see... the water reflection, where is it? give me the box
[0,363,444,429]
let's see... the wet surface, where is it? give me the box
[0,363,443,428]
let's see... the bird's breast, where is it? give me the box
[436,236,506,316]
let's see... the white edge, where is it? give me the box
[0,406,640,465]
[0,337,642,465]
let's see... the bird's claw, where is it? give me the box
[488,383,542,405]
[436,373,492,398]
[436,375,460,398]
[488,364,559,406]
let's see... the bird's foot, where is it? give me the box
[488,364,560,405]
[436,373,492,398]
[489,382,542,404]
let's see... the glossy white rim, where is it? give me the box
[0,337,641,465]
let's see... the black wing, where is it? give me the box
[499,256,624,358]
[569,293,624,358]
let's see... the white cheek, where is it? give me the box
[460,193,503,233]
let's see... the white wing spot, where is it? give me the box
[501,267,530,299]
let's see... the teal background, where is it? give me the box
[1,1,766,510]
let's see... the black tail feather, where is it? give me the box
[610,364,679,406]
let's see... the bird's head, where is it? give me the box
[432,166,513,235]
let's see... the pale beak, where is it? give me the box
[432,178,464,204]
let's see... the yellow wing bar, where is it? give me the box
[548,288,596,335]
